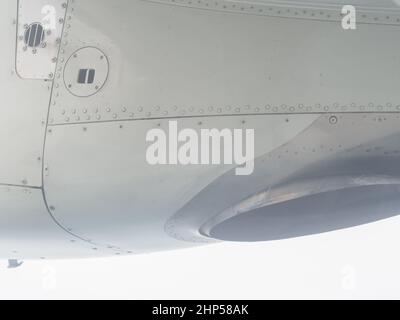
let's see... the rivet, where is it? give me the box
[329,115,338,125]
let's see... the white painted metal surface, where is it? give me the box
[43,115,318,252]
[0,0,50,187]
[0,185,116,259]
[1,0,400,259]
[48,0,400,126]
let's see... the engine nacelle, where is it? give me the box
[1,0,400,259]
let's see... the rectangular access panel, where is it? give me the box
[16,0,67,80]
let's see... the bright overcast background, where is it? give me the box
[1,215,400,300]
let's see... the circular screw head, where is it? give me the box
[329,115,338,125]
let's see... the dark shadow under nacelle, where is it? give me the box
[208,184,400,242]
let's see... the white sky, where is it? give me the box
[1,215,400,299]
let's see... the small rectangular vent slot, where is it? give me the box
[77,69,87,84]
[77,68,96,84]
[87,69,95,84]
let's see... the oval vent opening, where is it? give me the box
[205,184,400,242]
[24,23,45,48]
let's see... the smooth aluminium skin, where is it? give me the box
[1,0,400,259]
